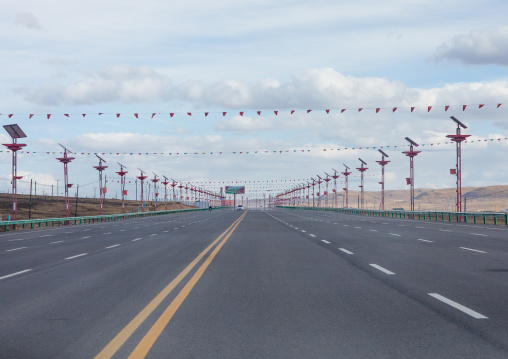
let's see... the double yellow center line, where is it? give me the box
[96,210,248,359]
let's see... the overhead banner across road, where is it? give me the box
[225,186,245,194]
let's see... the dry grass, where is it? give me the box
[0,193,196,221]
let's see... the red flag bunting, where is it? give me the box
[358,108,363,112]
[376,108,380,113]
[445,106,449,111]
[240,112,244,116]
[291,110,295,114]
[187,112,192,116]
[47,114,51,119]
[170,113,174,117]
[257,111,261,115]
[498,103,502,108]
[411,107,415,112]
[428,106,432,112]
[64,114,69,117]
[134,113,138,118]
[8,114,13,118]
[82,114,86,117]
[392,108,397,112]
[307,109,312,113]
[205,112,209,117]
[99,113,103,115]
[29,114,34,119]
[274,111,278,115]
[326,109,330,114]
[152,113,156,118]
[463,105,467,111]
[479,104,484,109]
[222,112,227,116]
[116,114,120,118]
[341,109,345,113]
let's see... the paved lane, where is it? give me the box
[1,208,508,358]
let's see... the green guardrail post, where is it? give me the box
[494,216,498,226]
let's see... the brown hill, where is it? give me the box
[312,185,508,212]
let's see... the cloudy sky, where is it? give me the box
[1,0,508,200]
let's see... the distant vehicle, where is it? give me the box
[237,205,244,211]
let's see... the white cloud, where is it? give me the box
[14,12,42,30]
[22,65,171,105]
[433,27,508,66]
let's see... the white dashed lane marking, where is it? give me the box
[0,269,32,280]
[370,264,395,275]
[429,293,488,319]
[460,247,487,254]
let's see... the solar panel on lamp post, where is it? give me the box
[2,124,27,220]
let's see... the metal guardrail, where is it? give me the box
[0,207,218,232]
[277,206,508,226]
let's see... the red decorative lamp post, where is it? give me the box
[376,150,390,211]
[402,137,421,212]
[56,144,75,218]
[2,124,27,220]
[116,162,128,213]
[447,116,470,213]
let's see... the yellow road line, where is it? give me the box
[95,211,247,359]
[128,210,247,358]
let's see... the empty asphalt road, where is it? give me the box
[1,208,508,358]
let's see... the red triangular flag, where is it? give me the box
[326,109,330,114]
[187,112,192,116]
[8,114,13,118]
[463,105,467,111]
[257,111,261,115]
[392,108,397,112]
[116,114,120,118]
[47,114,51,119]
[152,113,156,118]
[376,108,380,113]
[170,113,174,117]
[99,113,103,115]
[358,108,363,112]
[497,103,502,108]
[291,110,295,114]
[274,111,278,115]
[222,112,227,116]
[307,109,312,113]
[240,112,244,116]
[445,106,449,111]
[341,109,345,113]
[411,107,415,112]
[479,104,484,108]
[64,114,69,117]
[134,113,138,118]
[29,114,34,119]
[428,106,432,112]
[205,112,209,117]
